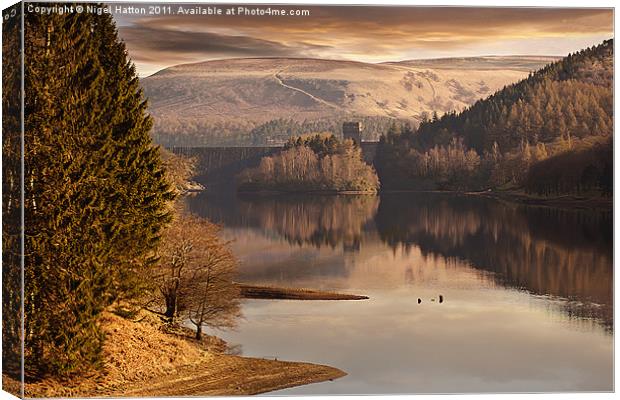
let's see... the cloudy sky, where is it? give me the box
[112,5,613,76]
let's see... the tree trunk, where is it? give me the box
[195,324,202,340]
[164,293,176,323]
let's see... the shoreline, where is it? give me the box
[238,283,369,300]
[238,189,378,195]
[462,189,612,210]
[350,188,610,210]
[233,188,610,210]
[6,311,346,398]
[116,354,345,397]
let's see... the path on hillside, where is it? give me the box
[274,70,340,109]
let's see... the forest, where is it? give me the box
[2,6,240,382]
[151,115,411,147]
[375,40,613,196]
[237,133,380,192]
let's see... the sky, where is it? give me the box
[111,5,614,76]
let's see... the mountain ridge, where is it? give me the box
[141,55,561,146]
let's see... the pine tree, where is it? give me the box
[23,4,174,376]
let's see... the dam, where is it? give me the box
[171,142,379,188]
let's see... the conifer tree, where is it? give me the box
[23,4,174,376]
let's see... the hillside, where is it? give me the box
[384,55,559,71]
[375,39,613,195]
[412,40,612,152]
[140,56,557,146]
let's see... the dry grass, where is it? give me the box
[8,311,216,398]
[143,57,548,127]
[4,309,345,398]
[98,312,211,386]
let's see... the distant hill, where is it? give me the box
[413,40,612,152]
[140,56,558,146]
[384,55,560,71]
[375,40,613,195]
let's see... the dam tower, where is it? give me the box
[343,122,362,145]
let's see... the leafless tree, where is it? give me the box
[151,211,241,333]
[185,240,241,340]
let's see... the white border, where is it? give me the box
[0,1,616,400]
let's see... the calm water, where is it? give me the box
[187,192,613,394]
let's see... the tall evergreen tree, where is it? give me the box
[23,4,174,376]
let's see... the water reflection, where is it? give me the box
[187,192,613,393]
[375,193,613,329]
[189,193,378,249]
[188,192,612,329]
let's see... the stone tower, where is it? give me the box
[342,122,362,145]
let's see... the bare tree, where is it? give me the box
[186,240,241,340]
[151,211,241,333]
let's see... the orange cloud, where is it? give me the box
[113,5,613,76]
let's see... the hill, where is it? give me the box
[375,40,612,196]
[384,55,559,71]
[140,56,557,146]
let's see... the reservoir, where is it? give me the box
[189,192,613,394]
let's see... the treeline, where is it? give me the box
[150,115,411,147]
[3,6,240,381]
[412,78,611,153]
[238,133,380,192]
[248,116,412,145]
[18,9,175,376]
[151,115,255,147]
[376,39,613,195]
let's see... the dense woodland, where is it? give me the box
[152,115,410,147]
[3,6,239,381]
[376,40,613,195]
[237,134,380,192]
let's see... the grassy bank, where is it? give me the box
[238,283,369,300]
[2,311,345,397]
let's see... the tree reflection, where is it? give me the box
[188,193,379,249]
[375,193,613,329]
[188,191,612,329]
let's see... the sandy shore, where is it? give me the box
[117,354,345,397]
[3,355,345,398]
[4,311,345,398]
